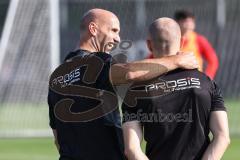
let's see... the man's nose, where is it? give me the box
[114,35,120,43]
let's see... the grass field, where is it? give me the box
[0,137,239,160]
[0,100,239,159]
[0,138,58,160]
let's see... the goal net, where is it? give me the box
[0,0,59,137]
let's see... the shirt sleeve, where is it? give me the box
[197,35,219,79]
[48,89,56,129]
[210,80,226,111]
[122,85,148,123]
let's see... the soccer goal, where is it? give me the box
[0,0,60,137]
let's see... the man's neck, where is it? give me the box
[153,50,179,58]
[79,38,98,53]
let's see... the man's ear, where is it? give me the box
[146,39,153,52]
[89,22,98,36]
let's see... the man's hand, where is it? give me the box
[175,52,199,69]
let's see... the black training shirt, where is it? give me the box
[48,50,124,160]
[122,69,226,160]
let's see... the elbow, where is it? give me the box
[222,133,231,146]
[124,63,151,82]
[223,136,231,150]
[126,71,150,82]
[215,134,231,147]
[125,72,136,82]
[125,63,135,82]
[225,136,231,147]
[121,63,135,83]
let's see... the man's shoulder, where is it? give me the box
[64,49,87,62]
[129,69,204,86]
[49,50,115,90]
[160,68,201,78]
[149,68,213,87]
[64,49,110,60]
[170,68,211,80]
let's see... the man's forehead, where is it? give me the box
[109,16,120,29]
[97,14,119,24]
[110,15,120,23]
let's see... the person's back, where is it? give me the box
[123,68,224,160]
[122,17,229,160]
[48,50,124,160]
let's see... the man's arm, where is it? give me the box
[197,35,219,79]
[48,90,59,151]
[110,52,198,85]
[123,121,149,160]
[202,111,230,160]
[52,129,60,151]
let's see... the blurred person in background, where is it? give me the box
[175,10,219,79]
[148,10,219,80]
[48,8,198,160]
[122,17,230,160]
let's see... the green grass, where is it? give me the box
[225,99,240,135]
[223,138,240,160]
[0,100,239,159]
[0,104,49,130]
[0,138,58,160]
[0,137,239,160]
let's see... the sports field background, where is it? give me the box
[0,99,239,160]
[0,0,240,159]
[0,137,239,160]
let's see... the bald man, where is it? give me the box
[122,18,229,160]
[48,9,198,160]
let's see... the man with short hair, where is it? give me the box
[148,10,219,80]
[48,9,198,160]
[122,17,229,160]
[175,10,219,79]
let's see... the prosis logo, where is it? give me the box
[145,77,201,92]
[52,67,81,87]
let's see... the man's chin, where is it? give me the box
[104,45,115,53]
[107,42,118,51]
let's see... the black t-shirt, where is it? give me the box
[48,50,124,160]
[122,69,226,160]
